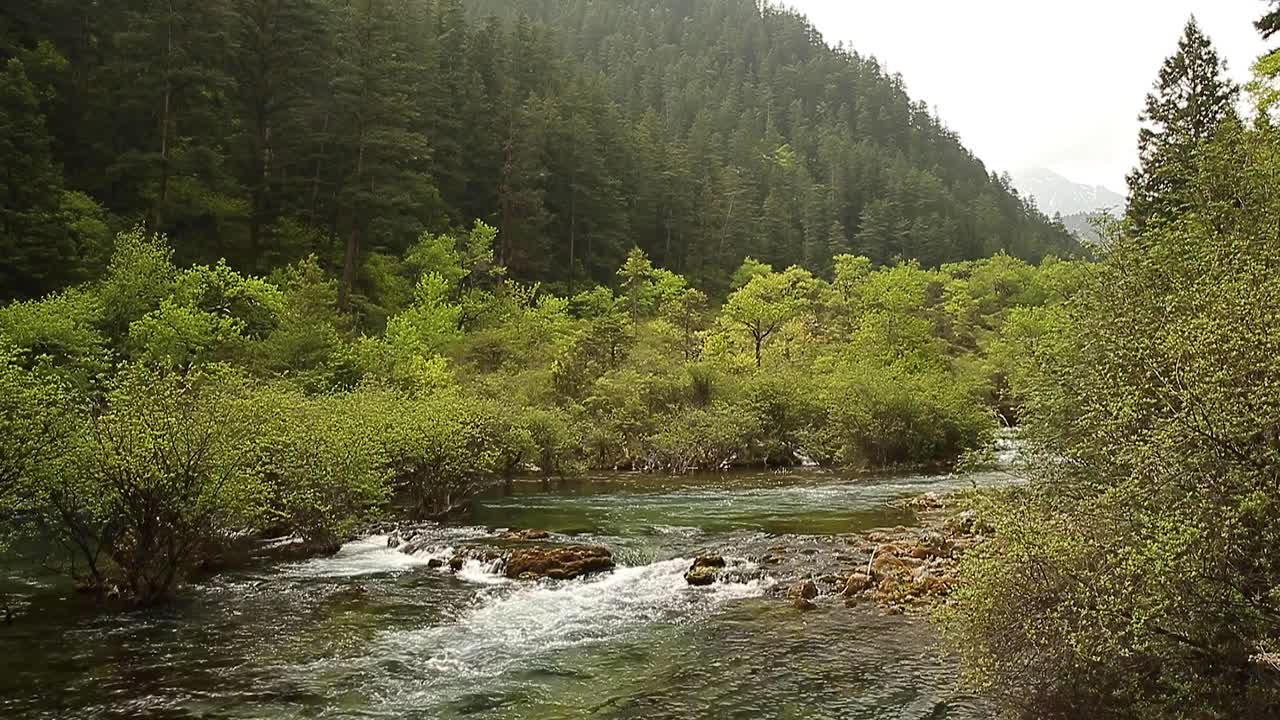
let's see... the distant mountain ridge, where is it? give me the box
[1011,168,1126,217]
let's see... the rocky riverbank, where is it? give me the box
[669,490,992,615]
[372,488,992,617]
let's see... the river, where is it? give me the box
[0,465,1016,719]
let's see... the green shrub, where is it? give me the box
[253,384,391,545]
[646,404,759,473]
[20,364,265,604]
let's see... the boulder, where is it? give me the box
[691,555,726,570]
[843,572,873,596]
[504,545,614,580]
[685,555,727,585]
[788,579,819,601]
[792,596,816,611]
[685,566,719,586]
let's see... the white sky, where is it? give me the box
[787,0,1270,191]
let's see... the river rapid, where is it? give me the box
[0,465,1016,719]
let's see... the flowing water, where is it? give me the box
[0,464,1017,719]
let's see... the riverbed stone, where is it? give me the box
[792,596,816,611]
[788,579,819,600]
[504,545,614,580]
[685,566,719,586]
[843,572,873,596]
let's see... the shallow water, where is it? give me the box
[0,465,1015,719]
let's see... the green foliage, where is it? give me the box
[647,404,759,475]
[0,287,108,387]
[381,389,524,519]
[2,0,1076,304]
[98,229,178,342]
[15,365,265,604]
[814,362,994,467]
[722,266,818,368]
[254,384,391,545]
[0,57,79,300]
[1126,18,1238,232]
[940,119,1280,718]
[0,344,84,515]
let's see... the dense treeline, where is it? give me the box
[0,207,1081,603]
[0,0,1076,312]
[941,13,1280,719]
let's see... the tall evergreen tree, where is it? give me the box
[1252,1,1280,116]
[329,0,442,308]
[1126,18,1238,231]
[0,58,76,300]
[226,0,331,264]
[1259,1,1280,39]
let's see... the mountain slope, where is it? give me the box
[1011,168,1126,217]
[466,0,1081,280]
[0,0,1081,303]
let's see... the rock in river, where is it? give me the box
[792,596,816,611]
[842,572,873,597]
[685,566,719,586]
[504,545,614,580]
[788,579,818,601]
[691,555,726,569]
[684,555,726,586]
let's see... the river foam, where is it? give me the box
[279,535,445,578]
[352,556,771,710]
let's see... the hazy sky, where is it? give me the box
[788,0,1270,191]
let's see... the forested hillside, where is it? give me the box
[1,0,1075,310]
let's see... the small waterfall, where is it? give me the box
[280,536,443,577]
[289,553,776,711]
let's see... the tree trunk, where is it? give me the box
[154,3,174,230]
[568,173,577,295]
[308,110,330,226]
[339,137,366,309]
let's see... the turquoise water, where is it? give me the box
[0,468,1008,719]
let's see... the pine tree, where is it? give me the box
[0,58,76,300]
[107,0,239,248]
[1126,18,1238,231]
[1259,2,1280,39]
[329,0,442,308]
[226,0,331,264]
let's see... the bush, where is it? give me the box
[816,363,994,467]
[253,384,391,545]
[20,364,265,604]
[939,124,1280,718]
[646,404,759,473]
[382,390,524,518]
[0,344,84,520]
